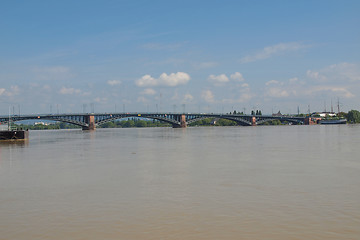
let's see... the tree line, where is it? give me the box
[346,110,360,123]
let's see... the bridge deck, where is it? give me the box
[0,113,307,129]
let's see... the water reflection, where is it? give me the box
[0,139,29,147]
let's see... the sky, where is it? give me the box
[1,0,360,115]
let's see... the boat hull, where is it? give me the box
[0,130,29,141]
[319,119,347,125]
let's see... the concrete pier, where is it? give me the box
[83,115,96,130]
[172,114,187,128]
[251,116,256,126]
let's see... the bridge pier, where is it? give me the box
[82,115,96,130]
[172,114,187,128]
[251,116,256,126]
[304,116,321,125]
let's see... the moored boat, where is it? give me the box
[319,119,347,124]
[0,129,29,141]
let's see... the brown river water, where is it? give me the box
[0,125,359,240]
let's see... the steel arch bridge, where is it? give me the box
[0,113,306,130]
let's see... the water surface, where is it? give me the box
[1,125,359,239]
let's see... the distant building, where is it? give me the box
[35,121,50,126]
[272,111,282,117]
[312,112,337,117]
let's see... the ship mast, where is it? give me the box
[8,106,11,131]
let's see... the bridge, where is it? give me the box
[0,112,307,130]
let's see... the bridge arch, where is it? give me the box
[94,114,182,128]
[186,115,252,126]
[0,115,88,128]
[256,117,304,125]
[220,116,253,126]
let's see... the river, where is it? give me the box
[0,125,359,240]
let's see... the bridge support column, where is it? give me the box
[83,115,96,130]
[304,117,320,125]
[251,116,256,126]
[173,114,187,128]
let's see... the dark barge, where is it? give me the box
[0,129,29,141]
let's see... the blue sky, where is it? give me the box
[1,0,359,115]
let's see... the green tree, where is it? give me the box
[216,119,237,126]
[101,122,116,128]
[122,120,135,128]
[338,112,347,119]
[135,120,147,127]
[347,110,360,123]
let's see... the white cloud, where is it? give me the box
[237,85,253,102]
[329,63,360,82]
[306,86,354,98]
[1,86,21,97]
[289,77,299,84]
[230,72,245,82]
[201,90,215,103]
[263,63,359,101]
[307,62,360,83]
[107,80,122,86]
[266,80,280,86]
[94,97,107,103]
[141,88,156,95]
[159,72,190,86]
[306,70,327,82]
[59,87,81,95]
[136,72,190,87]
[221,84,253,103]
[301,63,360,99]
[240,42,307,63]
[184,93,194,102]
[136,75,157,87]
[266,87,290,98]
[208,74,229,84]
[208,72,251,103]
[208,72,245,86]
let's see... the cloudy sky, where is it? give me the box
[1,0,359,115]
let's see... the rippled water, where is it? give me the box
[0,125,359,240]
